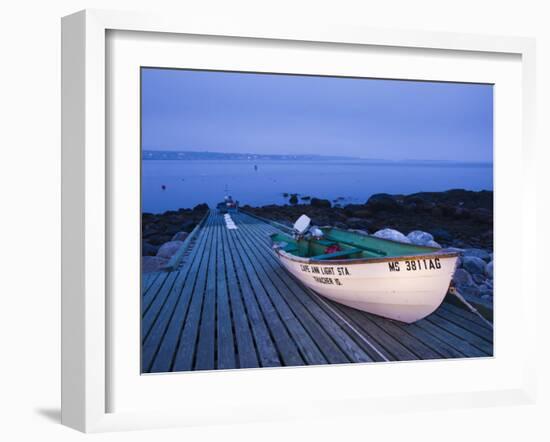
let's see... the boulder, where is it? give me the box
[486,261,494,278]
[142,241,159,257]
[366,193,401,212]
[452,268,474,287]
[172,231,190,242]
[142,256,169,273]
[430,207,443,217]
[425,240,442,249]
[471,208,493,224]
[407,230,434,246]
[156,240,184,259]
[373,228,411,244]
[478,285,493,298]
[430,227,453,242]
[463,248,492,262]
[472,273,486,285]
[180,220,196,232]
[142,224,160,238]
[348,228,369,236]
[462,256,487,275]
[147,234,172,246]
[192,203,209,212]
[351,209,372,219]
[310,197,331,208]
[345,217,369,229]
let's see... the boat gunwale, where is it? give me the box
[270,228,460,265]
[273,247,460,265]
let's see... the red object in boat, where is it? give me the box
[324,244,342,254]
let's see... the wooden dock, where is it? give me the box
[141,210,493,373]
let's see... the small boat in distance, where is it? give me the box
[216,194,239,214]
[271,215,459,323]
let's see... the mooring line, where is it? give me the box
[304,287,390,362]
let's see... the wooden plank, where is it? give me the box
[425,314,493,355]
[223,222,281,367]
[143,214,214,372]
[142,271,170,314]
[440,303,493,331]
[329,302,419,361]
[220,218,259,369]
[233,223,333,365]
[236,215,375,364]
[172,213,218,371]
[435,308,493,342]
[195,216,222,370]
[413,318,487,358]
[227,222,304,367]
[214,215,237,370]
[141,272,157,292]
[141,271,178,342]
[359,314,443,360]
[393,322,466,359]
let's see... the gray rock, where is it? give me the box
[142,256,169,273]
[172,231,190,242]
[310,197,331,208]
[348,228,369,236]
[156,240,184,259]
[430,227,453,242]
[453,268,474,287]
[142,241,159,257]
[463,248,492,262]
[462,256,487,275]
[425,240,442,248]
[407,230,434,246]
[486,261,494,278]
[373,228,411,244]
[472,273,486,285]
[479,285,493,297]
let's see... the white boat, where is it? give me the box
[271,216,459,323]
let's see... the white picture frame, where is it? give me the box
[61,9,537,433]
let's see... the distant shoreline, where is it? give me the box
[142,150,492,166]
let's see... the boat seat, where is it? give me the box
[311,248,362,260]
[315,239,336,246]
[284,246,299,253]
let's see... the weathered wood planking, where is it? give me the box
[141,210,493,373]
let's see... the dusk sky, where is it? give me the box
[141,68,493,162]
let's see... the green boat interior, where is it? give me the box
[271,228,439,261]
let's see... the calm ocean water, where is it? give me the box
[142,160,493,214]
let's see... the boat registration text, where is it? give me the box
[388,258,441,272]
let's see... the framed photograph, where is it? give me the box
[61,9,537,432]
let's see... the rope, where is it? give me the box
[449,286,493,329]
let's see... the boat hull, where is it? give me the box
[276,251,458,323]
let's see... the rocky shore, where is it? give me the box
[141,203,208,272]
[142,189,494,304]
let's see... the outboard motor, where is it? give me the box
[292,214,311,240]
